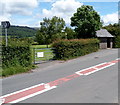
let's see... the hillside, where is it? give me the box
[1,26,38,38]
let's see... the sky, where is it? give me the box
[0,0,119,27]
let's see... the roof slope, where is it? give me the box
[96,29,114,37]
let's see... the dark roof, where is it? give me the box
[96,29,114,38]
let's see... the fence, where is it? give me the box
[33,48,54,64]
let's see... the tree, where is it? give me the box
[71,5,102,38]
[35,31,45,45]
[64,27,76,39]
[36,16,66,46]
[103,23,120,48]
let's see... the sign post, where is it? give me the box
[5,28,7,46]
[1,21,10,46]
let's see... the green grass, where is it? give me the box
[31,44,52,49]
[1,64,36,77]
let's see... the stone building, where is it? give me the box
[96,29,114,49]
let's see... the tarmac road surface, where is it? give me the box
[1,49,119,104]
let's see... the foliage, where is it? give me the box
[2,38,32,76]
[52,39,99,60]
[2,37,33,47]
[31,44,52,49]
[103,23,120,48]
[2,65,35,77]
[2,46,32,68]
[35,31,46,45]
[115,36,120,48]
[64,27,77,39]
[1,25,37,38]
[36,16,66,45]
[51,32,67,40]
[71,5,102,38]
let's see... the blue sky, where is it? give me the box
[0,0,119,27]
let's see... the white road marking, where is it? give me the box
[0,98,5,105]
[9,86,57,103]
[84,63,115,75]
[75,62,106,75]
[0,83,44,99]
[75,59,117,76]
[1,58,119,104]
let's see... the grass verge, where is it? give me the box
[1,64,36,77]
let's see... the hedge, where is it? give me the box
[1,38,33,77]
[2,46,32,68]
[52,39,99,60]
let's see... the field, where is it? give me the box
[31,44,52,49]
[31,45,54,63]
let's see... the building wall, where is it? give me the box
[99,42,107,49]
[99,38,107,49]
[98,38,113,49]
[110,38,113,48]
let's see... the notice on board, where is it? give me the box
[37,52,44,57]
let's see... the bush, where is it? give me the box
[2,38,32,47]
[114,36,120,48]
[1,64,35,77]
[2,38,32,76]
[52,39,99,60]
[2,46,32,68]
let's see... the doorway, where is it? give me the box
[107,38,111,48]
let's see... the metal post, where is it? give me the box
[5,28,7,47]
[34,48,36,64]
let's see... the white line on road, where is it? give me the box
[0,83,44,98]
[9,86,57,103]
[1,58,119,104]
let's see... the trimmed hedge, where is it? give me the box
[52,39,99,60]
[2,46,32,68]
[1,38,33,77]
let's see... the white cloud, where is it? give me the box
[39,0,119,2]
[38,0,54,2]
[101,12,118,26]
[0,0,38,23]
[41,0,83,24]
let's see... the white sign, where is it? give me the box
[37,52,44,57]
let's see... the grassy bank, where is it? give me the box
[1,64,36,77]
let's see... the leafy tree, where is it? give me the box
[103,23,120,48]
[103,23,120,37]
[35,31,46,45]
[71,5,102,38]
[36,16,66,45]
[64,27,76,39]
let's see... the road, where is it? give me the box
[1,49,119,104]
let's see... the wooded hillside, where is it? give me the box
[1,26,38,38]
